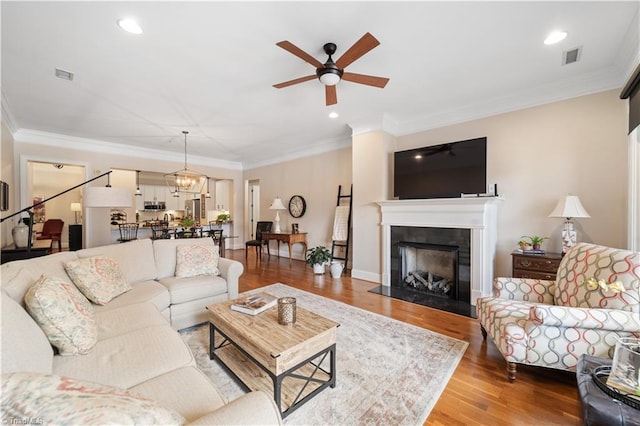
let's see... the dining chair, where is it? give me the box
[118,223,139,243]
[151,222,171,240]
[245,221,272,260]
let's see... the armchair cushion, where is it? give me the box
[530,304,640,331]
[554,243,640,311]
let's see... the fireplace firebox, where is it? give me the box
[397,242,459,300]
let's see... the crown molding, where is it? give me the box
[1,91,18,134]
[12,129,243,170]
[395,67,623,136]
[243,133,352,170]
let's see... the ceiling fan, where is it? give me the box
[273,32,389,106]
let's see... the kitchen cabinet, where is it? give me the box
[214,180,231,211]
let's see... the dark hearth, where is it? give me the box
[376,225,475,317]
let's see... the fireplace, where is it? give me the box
[375,198,502,315]
[397,242,460,300]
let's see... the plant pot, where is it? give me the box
[330,261,344,278]
[533,244,541,250]
[312,263,325,274]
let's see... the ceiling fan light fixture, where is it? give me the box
[317,68,342,86]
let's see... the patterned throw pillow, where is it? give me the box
[1,372,184,425]
[24,275,97,355]
[554,243,640,312]
[175,245,220,278]
[64,256,131,305]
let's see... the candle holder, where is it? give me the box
[277,297,296,325]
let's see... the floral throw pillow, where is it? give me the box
[175,244,220,278]
[1,372,184,425]
[24,275,97,355]
[64,256,131,305]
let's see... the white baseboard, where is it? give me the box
[351,269,381,283]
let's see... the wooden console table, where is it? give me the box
[262,232,308,263]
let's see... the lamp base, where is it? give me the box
[561,220,577,254]
[274,211,281,233]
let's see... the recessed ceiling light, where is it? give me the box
[117,18,143,35]
[328,111,339,119]
[544,31,567,45]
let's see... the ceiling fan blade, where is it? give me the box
[342,72,389,88]
[335,32,380,69]
[325,85,337,106]
[273,75,317,89]
[276,41,324,68]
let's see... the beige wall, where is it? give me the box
[351,131,394,281]
[1,121,15,247]
[352,89,628,281]
[243,148,352,261]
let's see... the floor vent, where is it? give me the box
[562,47,582,65]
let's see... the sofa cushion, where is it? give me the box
[77,239,158,283]
[24,275,98,356]
[130,367,225,422]
[175,244,220,278]
[1,372,184,425]
[1,291,53,374]
[64,256,131,305]
[95,302,169,341]
[92,280,171,313]
[159,275,228,304]
[53,325,195,389]
[476,296,531,363]
[554,243,640,312]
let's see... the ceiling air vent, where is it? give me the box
[562,47,582,66]
[55,68,74,81]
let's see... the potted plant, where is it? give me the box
[216,213,230,224]
[305,246,332,274]
[518,239,532,251]
[179,216,196,229]
[522,235,549,250]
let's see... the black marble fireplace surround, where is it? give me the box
[370,226,476,318]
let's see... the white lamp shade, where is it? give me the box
[70,202,82,212]
[548,195,591,219]
[269,197,286,210]
[84,187,132,208]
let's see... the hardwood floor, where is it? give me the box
[228,249,582,425]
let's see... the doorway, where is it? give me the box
[27,161,86,249]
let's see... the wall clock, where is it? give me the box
[288,195,306,218]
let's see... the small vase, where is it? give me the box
[312,263,325,274]
[330,261,344,278]
[12,221,29,248]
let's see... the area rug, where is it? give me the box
[180,283,468,425]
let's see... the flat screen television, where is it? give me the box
[394,137,487,199]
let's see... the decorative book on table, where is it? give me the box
[516,249,546,255]
[230,293,277,315]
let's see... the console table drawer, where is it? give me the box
[513,268,557,280]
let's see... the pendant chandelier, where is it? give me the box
[164,131,207,194]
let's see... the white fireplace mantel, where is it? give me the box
[377,197,503,305]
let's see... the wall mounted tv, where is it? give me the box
[394,137,487,199]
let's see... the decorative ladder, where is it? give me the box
[330,184,352,271]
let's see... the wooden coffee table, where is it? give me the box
[207,296,339,418]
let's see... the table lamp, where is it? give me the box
[269,197,286,233]
[70,202,82,224]
[548,195,591,254]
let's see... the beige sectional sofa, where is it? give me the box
[1,237,282,425]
